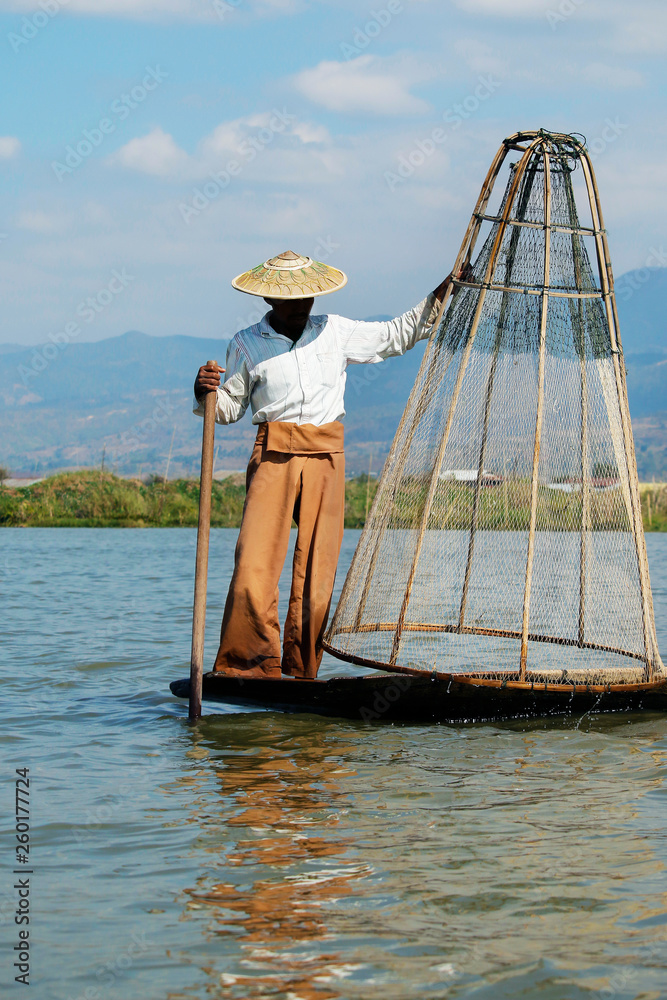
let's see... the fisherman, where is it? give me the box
[194,250,452,681]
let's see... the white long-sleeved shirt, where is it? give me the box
[193,294,440,426]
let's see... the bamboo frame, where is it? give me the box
[453,279,601,299]
[563,180,591,650]
[474,213,602,237]
[329,620,648,661]
[324,130,665,689]
[519,147,552,678]
[320,639,662,694]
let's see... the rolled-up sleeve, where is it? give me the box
[339,294,441,365]
[193,338,250,424]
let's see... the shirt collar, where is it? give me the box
[258,312,325,340]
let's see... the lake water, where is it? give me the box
[2,528,667,1000]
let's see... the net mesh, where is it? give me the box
[326,131,664,689]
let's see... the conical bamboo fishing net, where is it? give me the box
[325,130,664,692]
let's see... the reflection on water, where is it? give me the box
[180,731,363,999]
[159,714,667,1000]
[1,529,666,999]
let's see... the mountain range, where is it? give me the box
[1,268,665,480]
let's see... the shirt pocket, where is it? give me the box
[316,352,340,388]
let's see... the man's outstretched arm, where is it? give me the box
[340,271,461,365]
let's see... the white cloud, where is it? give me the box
[0,0,205,13]
[0,0,303,20]
[603,5,667,54]
[108,126,190,176]
[4,116,666,346]
[293,55,433,116]
[81,201,116,226]
[454,0,551,15]
[3,0,666,345]
[109,114,335,182]
[454,0,667,53]
[198,119,256,161]
[15,210,69,233]
[0,136,21,159]
[454,39,507,77]
[291,122,331,144]
[583,63,644,89]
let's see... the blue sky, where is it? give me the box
[1,0,665,345]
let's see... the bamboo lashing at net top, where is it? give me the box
[323,129,665,693]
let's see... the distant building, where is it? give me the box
[439,469,503,487]
[546,477,620,493]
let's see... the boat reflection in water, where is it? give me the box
[163,711,667,1000]
[173,718,370,999]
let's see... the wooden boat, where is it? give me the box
[170,672,667,723]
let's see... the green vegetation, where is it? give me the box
[641,483,667,532]
[344,474,379,528]
[0,470,664,530]
[383,479,664,533]
[0,470,247,528]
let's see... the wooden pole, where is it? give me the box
[519,144,551,680]
[571,227,590,650]
[189,361,217,720]
[560,163,591,648]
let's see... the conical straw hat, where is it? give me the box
[231,250,347,299]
